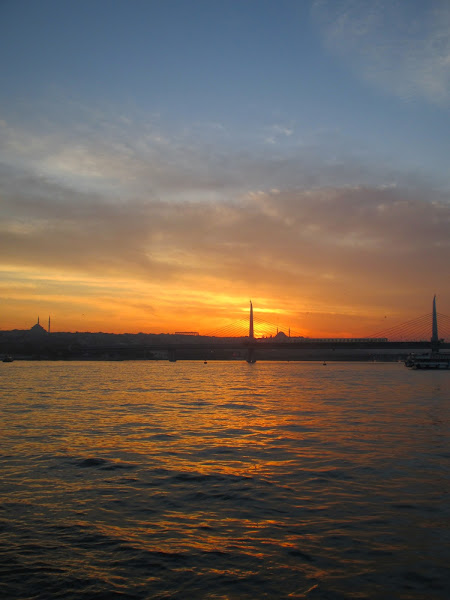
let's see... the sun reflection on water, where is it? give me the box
[1,361,449,599]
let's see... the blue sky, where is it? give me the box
[1,0,449,334]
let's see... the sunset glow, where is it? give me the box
[1,1,449,336]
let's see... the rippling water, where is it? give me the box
[1,361,449,599]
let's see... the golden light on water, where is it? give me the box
[2,360,449,597]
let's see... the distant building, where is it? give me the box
[175,332,199,336]
[29,317,47,336]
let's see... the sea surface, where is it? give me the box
[1,360,449,599]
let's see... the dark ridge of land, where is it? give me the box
[1,328,448,362]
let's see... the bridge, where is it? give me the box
[77,297,449,363]
[6,297,448,362]
[166,298,449,363]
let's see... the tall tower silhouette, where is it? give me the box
[431,295,439,352]
[247,301,256,363]
[249,301,254,339]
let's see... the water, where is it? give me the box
[1,361,449,599]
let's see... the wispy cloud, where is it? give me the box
[264,124,295,144]
[312,0,450,105]
[2,103,443,206]
[1,159,448,314]
[1,106,449,333]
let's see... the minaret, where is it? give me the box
[249,300,254,339]
[431,295,439,352]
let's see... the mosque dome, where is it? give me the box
[29,318,47,335]
[274,330,288,339]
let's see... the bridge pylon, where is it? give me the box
[431,295,440,352]
[247,300,256,363]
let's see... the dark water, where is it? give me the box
[1,361,449,599]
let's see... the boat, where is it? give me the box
[405,353,450,369]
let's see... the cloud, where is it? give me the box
[0,109,441,208]
[1,108,449,333]
[264,124,295,144]
[1,159,448,313]
[312,0,450,105]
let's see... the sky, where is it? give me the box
[1,0,449,337]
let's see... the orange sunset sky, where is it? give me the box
[1,1,449,337]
